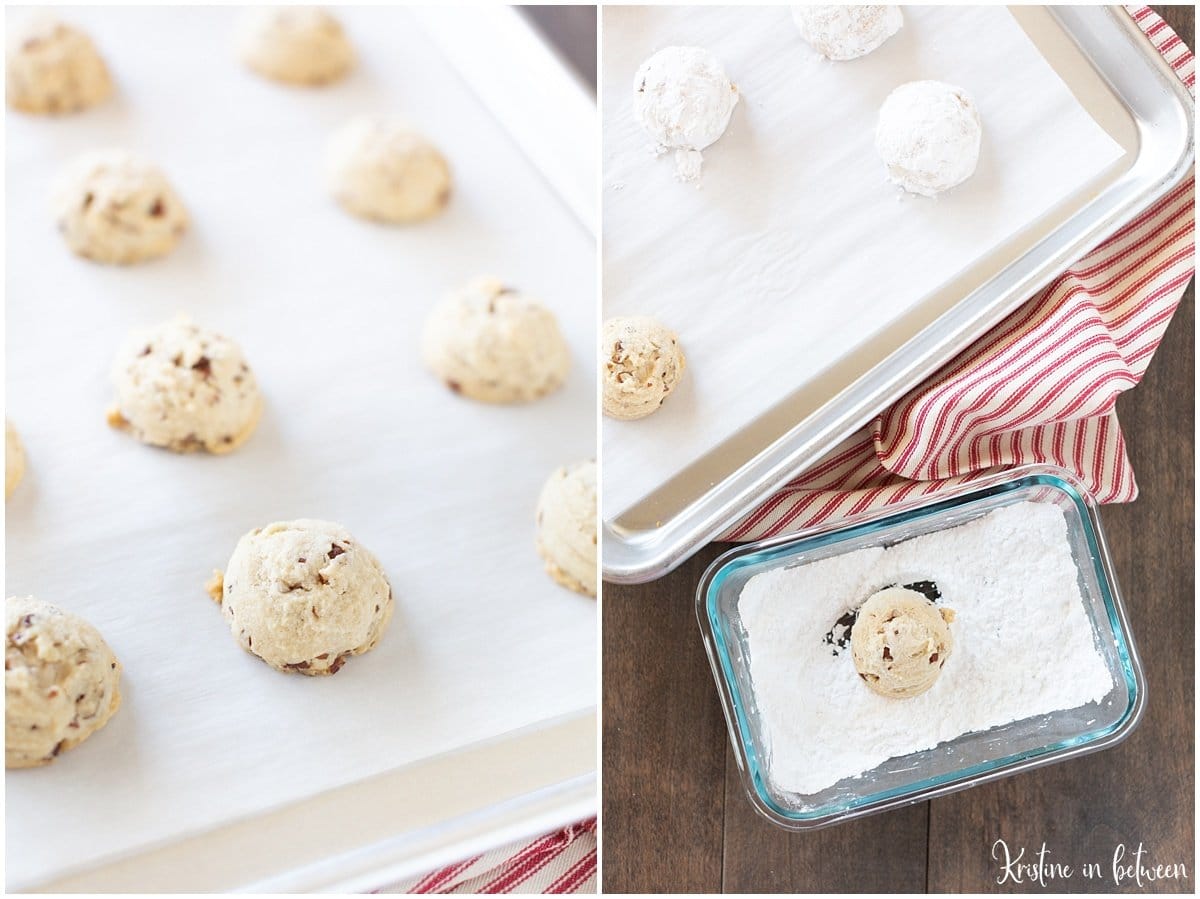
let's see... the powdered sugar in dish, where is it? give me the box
[738,501,1114,796]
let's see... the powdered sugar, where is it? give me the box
[791,5,903,61]
[632,46,738,182]
[739,501,1113,795]
[875,80,983,196]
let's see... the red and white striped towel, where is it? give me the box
[722,6,1194,542]
[378,819,597,894]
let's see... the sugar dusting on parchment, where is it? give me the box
[739,501,1113,795]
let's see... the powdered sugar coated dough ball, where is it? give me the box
[633,46,738,181]
[791,6,902,61]
[875,80,982,197]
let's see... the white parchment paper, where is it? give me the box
[5,6,595,889]
[602,5,1125,516]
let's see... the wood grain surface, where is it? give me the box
[601,6,1195,892]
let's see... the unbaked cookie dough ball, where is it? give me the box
[602,316,686,421]
[850,586,954,699]
[52,150,189,264]
[107,317,263,454]
[207,519,394,675]
[633,46,738,181]
[6,596,122,768]
[875,81,982,197]
[6,17,112,115]
[536,461,597,598]
[327,116,451,223]
[421,277,570,404]
[791,5,902,61]
[236,7,354,86]
[6,420,25,500]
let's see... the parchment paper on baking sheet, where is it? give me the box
[6,7,594,890]
[602,5,1126,516]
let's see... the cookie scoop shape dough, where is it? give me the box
[209,520,394,675]
[6,596,122,768]
[850,586,954,699]
[633,46,739,181]
[108,317,263,454]
[875,81,982,197]
[602,316,686,420]
[791,5,902,60]
[236,7,354,86]
[6,420,25,500]
[327,116,451,223]
[52,150,189,264]
[422,277,570,403]
[6,17,112,114]
[536,461,597,597]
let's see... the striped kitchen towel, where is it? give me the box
[378,819,597,894]
[723,6,1194,542]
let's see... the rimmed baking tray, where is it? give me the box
[5,6,596,892]
[603,5,1195,584]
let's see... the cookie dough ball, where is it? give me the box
[633,46,738,181]
[327,117,451,223]
[236,7,354,86]
[791,6,902,61]
[421,277,570,403]
[6,17,112,115]
[209,520,394,675]
[107,317,263,454]
[6,596,122,768]
[6,420,25,500]
[850,587,954,699]
[536,461,597,597]
[875,81,982,197]
[52,150,189,264]
[602,316,686,421]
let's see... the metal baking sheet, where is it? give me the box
[5,5,597,891]
[602,5,1194,584]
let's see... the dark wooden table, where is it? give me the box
[602,6,1195,892]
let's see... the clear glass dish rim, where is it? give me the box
[695,463,1147,831]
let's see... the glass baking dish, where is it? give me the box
[696,464,1145,831]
